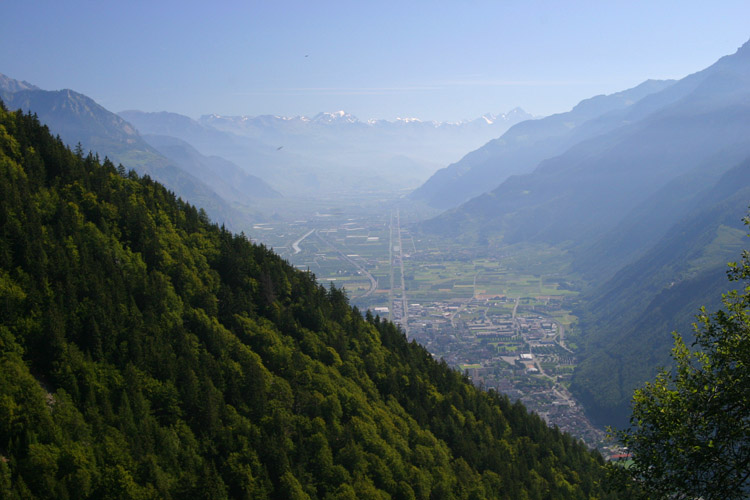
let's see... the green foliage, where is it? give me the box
[0,102,624,498]
[616,217,750,499]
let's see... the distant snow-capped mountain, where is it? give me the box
[201,108,533,132]
[198,108,534,179]
[117,106,534,196]
[311,110,360,124]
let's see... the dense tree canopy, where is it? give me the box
[0,102,626,499]
[617,217,750,499]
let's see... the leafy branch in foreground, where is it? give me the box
[616,214,750,500]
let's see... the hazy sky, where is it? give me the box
[2,1,749,122]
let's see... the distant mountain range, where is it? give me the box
[417,38,750,426]
[201,107,532,135]
[123,107,533,196]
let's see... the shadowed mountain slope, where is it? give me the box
[570,157,750,427]
[418,39,750,430]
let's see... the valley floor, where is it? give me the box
[253,194,613,452]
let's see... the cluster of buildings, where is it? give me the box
[403,295,606,449]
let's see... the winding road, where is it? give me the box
[292,229,315,254]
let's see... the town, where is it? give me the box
[259,201,611,451]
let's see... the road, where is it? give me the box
[388,212,394,321]
[291,229,315,254]
[396,210,408,334]
[389,209,409,334]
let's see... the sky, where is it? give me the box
[2,1,749,122]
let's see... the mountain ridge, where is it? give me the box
[199,106,533,130]
[142,133,281,203]
[409,78,675,209]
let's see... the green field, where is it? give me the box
[251,204,581,326]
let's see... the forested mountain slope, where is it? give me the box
[0,106,626,498]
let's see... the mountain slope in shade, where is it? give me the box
[421,40,750,249]
[417,39,750,429]
[142,133,280,204]
[410,79,674,209]
[570,144,750,284]
[570,157,750,428]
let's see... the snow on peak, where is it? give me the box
[199,107,532,131]
[312,110,359,124]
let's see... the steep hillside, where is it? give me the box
[3,87,150,154]
[0,107,626,498]
[570,146,750,283]
[410,79,673,209]
[570,158,750,427]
